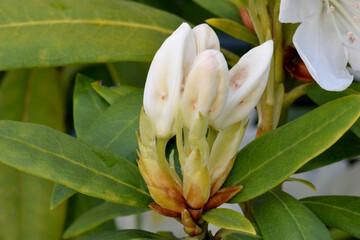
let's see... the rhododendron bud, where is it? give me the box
[182,49,229,128]
[213,40,274,130]
[192,23,220,53]
[143,23,196,138]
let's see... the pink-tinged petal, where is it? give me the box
[143,23,196,138]
[294,13,353,91]
[279,0,323,23]
[182,49,229,128]
[213,40,273,130]
[192,23,220,54]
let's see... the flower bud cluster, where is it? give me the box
[138,23,273,236]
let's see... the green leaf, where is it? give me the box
[78,230,164,240]
[297,131,360,173]
[0,69,67,240]
[224,95,360,203]
[64,202,148,239]
[73,74,109,139]
[307,83,360,138]
[65,194,116,238]
[50,183,77,210]
[301,196,360,238]
[0,120,152,208]
[74,75,143,162]
[0,0,185,70]
[221,230,263,240]
[253,189,331,240]
[84,84,143,162]
[206,18,258,45]
[193,0,242,23]
[202,208,256,234]
[227,0,248,8]
[286,178,316,192]
[91,81,142,105]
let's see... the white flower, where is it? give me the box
[212,40,274,130]
[143,23,196,138]
[144,23,221,137]
[181,49,229,128]
[279,0,360,91]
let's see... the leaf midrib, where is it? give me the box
[0,132,150,197]
[104,115,139,149]
[270,191,307,240]
[0,19,173,34]
[232,104,354,186]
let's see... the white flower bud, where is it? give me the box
[182,49,229,128]
[192,23,220,54]
[213,40,274,129]
[143,23,196,138]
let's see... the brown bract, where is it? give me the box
[284,46,314,83]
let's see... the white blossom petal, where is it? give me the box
[182,49,229,128]
[192,23,220,54]
[294,13,353,91]
[279,0,323,23]
[143,23,196,138]
[213,40,273,130]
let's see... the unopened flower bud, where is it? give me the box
[182,49,229,128]
[183,147,211,209]
[213,40,274,129]
[208,119,248,195]
[143,23,196,138]
[192,23,220,53]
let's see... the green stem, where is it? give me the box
[278,83,310,126]
[283,83,310,110]
[135,214,142,229]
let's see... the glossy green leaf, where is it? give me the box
[0,0,185,70]
[91,81,142,105]
[286,178,316,192]
[298,131,360,173]
[78,230,164,240]
[224,95,360,203]
[85,84,142,162]
[0,120,152,208]
[301,196,360,238]
[73,74,109,139]
[253,189,331,240]
[65,193,116,238]
[227,0,248,8]
[206,18,258,45]
[64,202,148,238]
[74,75,142,162]
[221,230,262,240]
[193,0,242,22]
[51,183,77,209]
[0,69,67,240]
[307,83,360,138]
[202,208,256,234]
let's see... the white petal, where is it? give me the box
[143,23,196,138]
[213,40,273,130]
[347,43,360,71]
[182,49,229,128]
[294,13,353,91]
[192,24,220,54]
[279,0,323,23]
[328,2,360,71]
